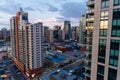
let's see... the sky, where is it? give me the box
[0,0,87,29]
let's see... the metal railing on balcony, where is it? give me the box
[86,17,94,22]
[84,57,91,62]
[86,49,92,54]
[83,72,91,77]
[87,9,94,14]
[84,65,91,70]
[87,1,95,6]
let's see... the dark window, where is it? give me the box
[97,74,104,80]
[109,40,120,67]
[97,65,104,80]
[108,68,117,80]
[112,8,120,37]
[98,39,106,63]
[114,0,120,6]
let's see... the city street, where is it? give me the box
[0,54,27,80]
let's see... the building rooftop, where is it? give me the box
[50,69,77,80]
[63,50,85,59]
[46,52,65,64]
[63,61,84,72]
[40,69,78,80]
[40,61,84,80]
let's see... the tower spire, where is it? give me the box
[20,7,24,15]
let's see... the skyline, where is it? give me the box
[0,0,87,29]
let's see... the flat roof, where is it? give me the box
[51,69,77,80]
[63,62,84,72]
[40,69,77,80]
[63,50,85,59]
[46,53,65,63]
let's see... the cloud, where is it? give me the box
[35,17,79,29]
[47,4,59,12]
[0,17,3,19]
[53,0,67,2]
[36,17,57,22]
[60,2,87,18]
[0,0,22,14]
[55,17,65,22]
[0,0,38,15]
[0,23,9,26]
[39,3,59,12]
[35,17,61,28]
[24,7,35,11]
[0,5,18,14]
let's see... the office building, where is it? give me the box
[91,0,120,80]
[62,21,71,40]
[53,25,61,30]
[43,26,49,41]
[84,0,120,80]
[10,8,28,61]
[10,8,44,79]
[79,15,87,44]
[53,25,61,41]
[0,28,8,39]
[71,26,79,41]
[19,22,43,69]
[84,0,94,80]
[46,29,53,43]
[10,17,17,58]
[58,30,64,41]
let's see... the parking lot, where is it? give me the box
[0,55,27,80]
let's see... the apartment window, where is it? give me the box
[109,40,120,67]
[101,11,109,20]
[108,68,117,80]
[97,74,104,80]
[101,0,109,9]
[97,65,104,80]
[100,20,108,37]
[98,39,106,63]
[112,8,120,37]
[100,11,108,37]
[114,0,120,6]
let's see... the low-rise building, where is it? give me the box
[44,51,66,69]
[40,62,84,80]
[54,45,73,53]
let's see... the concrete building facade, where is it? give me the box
[10,8,44,79]
[46,29,53,43]
[91,0,120,80]
[84,0,94,80]
[84,0,120,80]
[62,21,71,40]
[79,15,87,44]
[53,25,61,41]
[43,26,49,41]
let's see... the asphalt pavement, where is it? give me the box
[0,56,27,80]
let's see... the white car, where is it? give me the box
[5,70,10,73]
[17,72,21,75]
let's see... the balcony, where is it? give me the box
[86,49,92,54]
[87,9,94,14]
[87,1,95,7]
[97,73,104,76]
[83,72,91,77]
[84,65,91,70]
[84,57,91,62]
[86,41,92,45]
[86,17,94,22]
[85,34,92,38]
[85,51,92,54]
